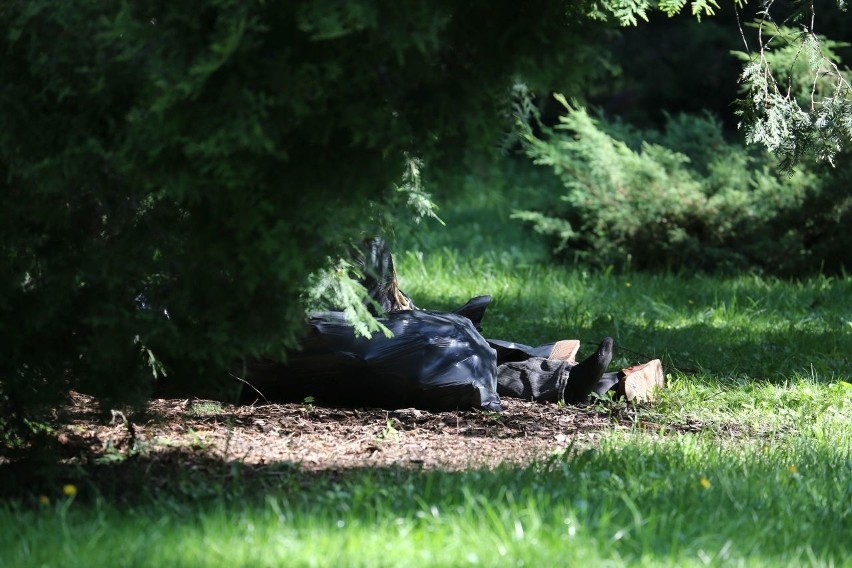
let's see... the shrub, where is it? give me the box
[515,96,849,274]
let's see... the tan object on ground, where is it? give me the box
[547,340,581,363]
[615,359,665,402]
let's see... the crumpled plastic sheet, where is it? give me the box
[246,308,502,412]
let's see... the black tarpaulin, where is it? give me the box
[245,308,502,412]
[241,239,620,411]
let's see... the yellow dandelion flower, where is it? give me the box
[788,465,798,474]
[39,495,50,506]
[63,484,77,497]
[699,478,711,489]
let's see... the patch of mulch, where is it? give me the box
[0,392,724,499]
[42,392,706,476]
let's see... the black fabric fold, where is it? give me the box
[496,357,570,403]
[495,337,614,404]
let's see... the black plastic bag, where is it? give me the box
[242,239,615,411]
[245,308,502,412]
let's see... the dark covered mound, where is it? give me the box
[245,309,502,412]
[241,239,622,413]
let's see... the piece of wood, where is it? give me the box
[615,359,665,402]
[547,340,581,364]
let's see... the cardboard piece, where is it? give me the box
[615,359,665,402]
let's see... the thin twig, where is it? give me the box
[810,0,816,33]
[734,2,750,53]
[228,371,269,405]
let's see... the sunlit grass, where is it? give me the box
[399,251,850,374]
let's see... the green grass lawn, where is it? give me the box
[3,423,849,567]
[2,165,850,567]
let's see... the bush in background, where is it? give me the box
[515,96,850,275]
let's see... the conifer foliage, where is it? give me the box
[0,1,600,438]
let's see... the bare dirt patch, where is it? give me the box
[50,392,705,475]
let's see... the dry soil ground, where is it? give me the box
[39,392,703,484]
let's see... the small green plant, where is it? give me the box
[378,418,400,441]
[186,400,224,418]
[302,396,315,414]
[481,410,505,422]
[95,439,131,465]
[186,429,213,451]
